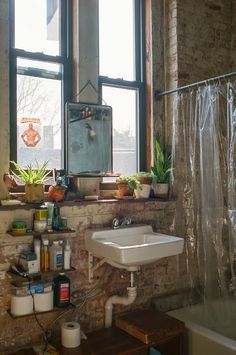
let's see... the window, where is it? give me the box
[10,0,72,170]
[99,0,146,175]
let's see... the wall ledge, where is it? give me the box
[0,198,176,211]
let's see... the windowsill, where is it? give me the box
[0,194,175,210]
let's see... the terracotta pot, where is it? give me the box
[48,185,67,202]
[25,184,44,203]
[117,183,134,196]
[155,183,169,198]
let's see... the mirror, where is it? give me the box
[66,102,112,175]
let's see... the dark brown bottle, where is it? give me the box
[53,273,70,307]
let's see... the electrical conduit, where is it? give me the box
[104,286,137,328]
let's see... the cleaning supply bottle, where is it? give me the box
[34,238,41,272]
[63,240,71,270]
[53,273,70,307]
[41,239,49,272]
[49,240,63,271]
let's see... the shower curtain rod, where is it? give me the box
[155,70,236,100]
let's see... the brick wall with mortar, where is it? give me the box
[0,0,235,350]
[158,0,235,145]
[0,200,190,351]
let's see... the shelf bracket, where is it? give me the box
[88,252,106,282]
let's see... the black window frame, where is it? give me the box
[9,0,72,170]
[98,0,146,172]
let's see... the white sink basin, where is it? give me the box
[85,225,184,270]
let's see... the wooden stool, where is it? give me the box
[116,309,185,355]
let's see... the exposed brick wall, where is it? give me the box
[177,0,233,85]
[0,200,189,351]
[0,0,235,350]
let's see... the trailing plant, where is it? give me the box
[10,160,51,185]
[116,175,140,190]
[151,134,172,184]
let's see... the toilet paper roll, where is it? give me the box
[11,295,33,316]
[61,321,81,348]
[33,291,54,312]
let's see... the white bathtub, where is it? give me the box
[168,301,236,355]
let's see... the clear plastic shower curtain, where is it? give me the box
[171,82,235,304]
[227,83,236,291]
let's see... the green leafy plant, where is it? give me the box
[116,175,140,190]
[134,171,153,186]
[10,160,51,185]
[151,134,172,184]
[135,172,153,178]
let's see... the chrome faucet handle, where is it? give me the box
[112,217,120,229]
[123,216,132,226]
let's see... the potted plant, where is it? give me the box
[116,176,140,197]
[48,176,67,202]
[133,172,153,199]
[151,134,172,198]
[135,172,153,185]
[10,160,51,203]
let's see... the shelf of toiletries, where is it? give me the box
[7,228,76,238]
[8,230,75,284]
[8,267,76,287]
[8,272,73,318]
[7,303,75,319]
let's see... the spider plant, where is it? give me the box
[10,160,51,185]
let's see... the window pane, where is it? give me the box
[15,0,60,56]
[99,0,135,80]
[17,71,62,169]
[102,86,137,175]
[17,58,61,76]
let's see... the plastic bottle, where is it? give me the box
[63,240,71,270]
[49,241,63,271]
[34,238,41,272]
[41,239,49,272]
[53,273,70,307]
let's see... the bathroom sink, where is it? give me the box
[85,225,184,270]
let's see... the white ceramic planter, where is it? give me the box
[134,184,151,199]
[155,183,169,198]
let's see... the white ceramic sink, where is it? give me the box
[85,225,184,270]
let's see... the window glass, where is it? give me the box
[99,0,135,80]
[17,72,61,169]
[14,0,60,56]
[102,86,137,175]
[17,58,61,74]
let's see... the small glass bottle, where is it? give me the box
[41,239,49,272]
[53,206,61,230]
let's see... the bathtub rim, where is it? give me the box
[168,308,236,351]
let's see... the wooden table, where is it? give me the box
[9,309,185,355]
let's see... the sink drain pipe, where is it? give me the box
[104,272,137,328]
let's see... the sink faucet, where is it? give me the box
[112,216,132,229]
